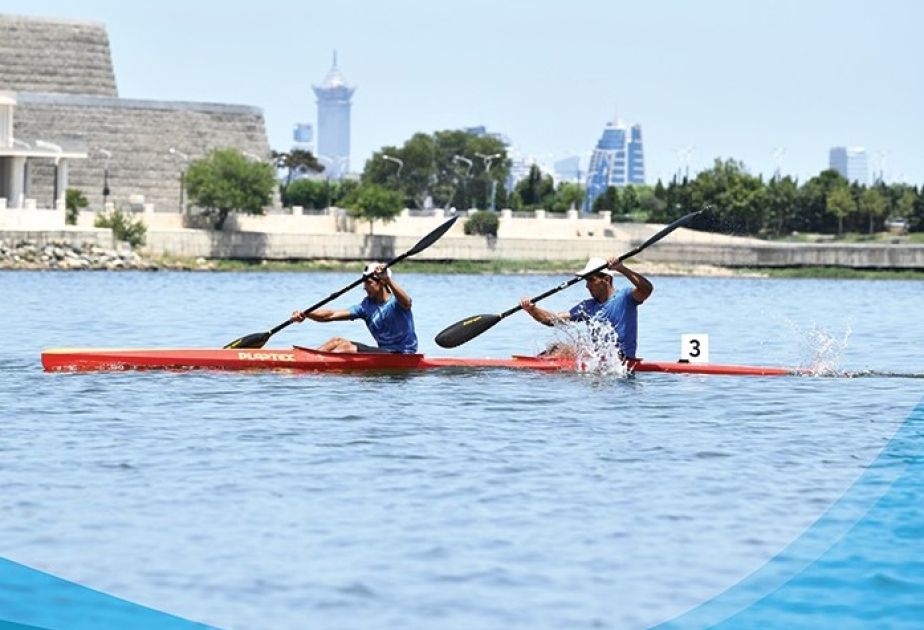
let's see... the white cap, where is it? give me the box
[363,262,392,278]
[575,257,615,277]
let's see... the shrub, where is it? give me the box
[65,188,88,225]
[464,210,499,236]
[95,208,147,248]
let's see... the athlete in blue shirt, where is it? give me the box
[291,263,418,353]
[519,256,653,360]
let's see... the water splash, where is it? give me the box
[786,321,852,376]
[548,319,630,377]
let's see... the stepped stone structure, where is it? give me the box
[0,15,117,96]
[1,13,270,214]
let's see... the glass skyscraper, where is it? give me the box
[829,146,867,184]
[312,52,354,179]
[583,119,645,212]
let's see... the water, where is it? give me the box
[1,270,923,629]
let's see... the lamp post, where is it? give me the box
[36,140,63,209]
[382,154,404,181]
[168,148,189,213]
[475,152,502,211]
[452,154,473,210]
[98,149,112,210]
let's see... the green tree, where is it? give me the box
[690,159,763,234]
[550,182,585,211]
[65,188,88,225]
[858,187,888,234]
[362,131,509,211]
[515,164,555,209]
[343,183,404,234]
[762,176,799,237]
[592,186,620,213]
[826,185,856,235]
[185,149,277,230]
[896,188,916,221]
[283,178,329,209]
[273,149,324,190]
[798,169,847,233]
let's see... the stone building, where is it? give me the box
[0,13,270,213]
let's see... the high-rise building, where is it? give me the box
[292,123,313,148]
[829,146,867,184]
[312,52,354,179]
[583,118,645,212]
[554,156,581,183]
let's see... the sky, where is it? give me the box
[5,0,923,185]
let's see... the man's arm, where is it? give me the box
[608,259,653,303]
[292,308,352,323]
[519,298,571,327]
[380,268,412,310]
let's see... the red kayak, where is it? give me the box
[41,346,804,376]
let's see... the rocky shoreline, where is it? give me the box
[0,239,214,271]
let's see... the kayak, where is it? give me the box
[41,346,804,376]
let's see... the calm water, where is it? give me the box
[1,270,923,629]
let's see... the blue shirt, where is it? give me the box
[348,295,418,354]
[568,287,640,358]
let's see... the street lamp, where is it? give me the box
[446,153,474,210]
[476,152,502,211]
[36,140,63,209]
[97,148,112,210]
[451,155,474,211]
[168,148,190,213]
[382,154,404,180]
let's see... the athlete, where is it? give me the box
[291,263,418,353]
[519,256,653,360]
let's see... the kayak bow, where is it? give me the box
[41,347,804,376]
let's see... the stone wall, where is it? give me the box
[139,229,924,269]
[0,15,117,96]
[14,93,270,213]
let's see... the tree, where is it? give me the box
[362,130,509,211]
[65,188,88,225]
[896,188,916,221]
[858,187,888,234]
[550,182,585,211]
[342,183,404,234]
[592,186,620,213]
[515,164,555,209]
[794,169,846,234]
[283,178,329,209]
[273,149,324,189]
[762,176,799,237]
[185,149,277,230]
[826,185,856,235]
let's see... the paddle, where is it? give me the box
[224,214,459,349]
[434,209,703,348]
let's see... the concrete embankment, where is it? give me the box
[141,229,924,270]
[2,228,923,271]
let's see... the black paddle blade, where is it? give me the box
[406,214,458,257]
[223,331,271,350]
[435,314,502,348]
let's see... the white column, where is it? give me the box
[7,156,26,208]
[55,159,68,209]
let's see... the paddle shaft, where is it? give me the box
[225,214,458,348]
[269,248,418,336]
[497,209,703,320]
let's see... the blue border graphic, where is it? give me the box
[659,396,924,629]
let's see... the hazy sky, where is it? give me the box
[5,0,923,184]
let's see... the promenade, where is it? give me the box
[2,207,922,271]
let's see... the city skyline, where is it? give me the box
[2,0,921,186]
